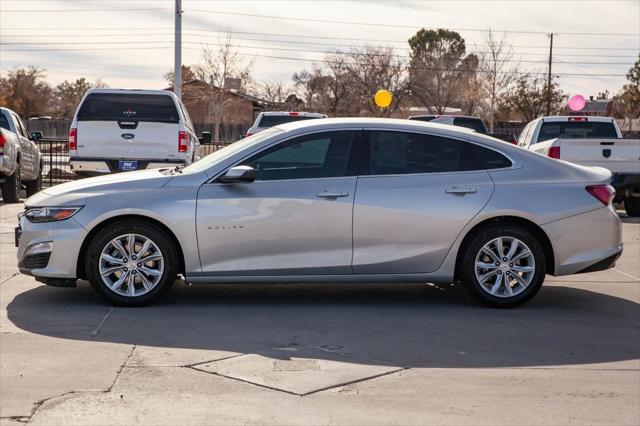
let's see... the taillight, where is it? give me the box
[568,117,588,122]
[68,128,77,150]
[548,146,560,159]
[178,131,189,152]
[288,112,299,116]
[586,185,615,206]
[0,131,6,148]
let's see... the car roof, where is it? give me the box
[274,117,481,136]
[259,111,327,117]
[539,115,615,123]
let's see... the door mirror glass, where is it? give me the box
[30,131,43,141]
[199,131,212,144]
[219,165,256,183]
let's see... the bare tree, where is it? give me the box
[480,30,519,131]
[192,34,253,141]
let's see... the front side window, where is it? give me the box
[243,131,357,181]
[368,131,511,175]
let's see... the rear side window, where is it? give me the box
[536,121,617,143]
[0,113,11,131]
[453,117,487,134]
[77,93,179,123]
[257,115,322,128]
[368,131,511,175]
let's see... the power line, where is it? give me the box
[187,9,640,36]
[0,7,170,12]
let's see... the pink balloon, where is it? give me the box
[568,95,586,112]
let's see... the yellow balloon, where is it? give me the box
[374,89,393,108]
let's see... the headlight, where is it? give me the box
[24,207,82,223]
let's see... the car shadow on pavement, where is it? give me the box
[6,281,639,369]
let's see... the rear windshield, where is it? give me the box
[536,121,617,143]
[453,117,487,134]
[77,93,179,123]
[257,115,322,128]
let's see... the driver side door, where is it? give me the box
[196,130,361,277]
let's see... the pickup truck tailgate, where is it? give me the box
[560,138,640,174]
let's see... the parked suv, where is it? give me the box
[0,107,43,203]
[246,111,327,136]
[69,89,199,177]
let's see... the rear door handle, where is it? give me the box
[316,189,349,198]
[445,186,477,195]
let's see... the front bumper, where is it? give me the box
[542,205,623,276]
[16,214,87,279]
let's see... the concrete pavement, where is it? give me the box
[1,200,639,425]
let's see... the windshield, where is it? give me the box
[536,121,618,143]
[183,128,283,173]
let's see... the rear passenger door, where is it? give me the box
[353,130,511,274]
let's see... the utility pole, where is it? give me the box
[546,32,554,115]
[174,0,182,99]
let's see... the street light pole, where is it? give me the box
[174,0,182,99]
[546,32,554,116]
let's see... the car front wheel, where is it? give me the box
[85,220,179,306]
[460,225,546,308]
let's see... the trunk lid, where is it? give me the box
[559,138,640,174]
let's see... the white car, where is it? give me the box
[0,107,43,203]
[518,116,640,216]
[69,89,200,177]
[246,111,327,137]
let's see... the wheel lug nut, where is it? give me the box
[509,263,513,267]
[497,271,502,274]
[137,263,142,268]
[123,258,128,262]
[123,267,128,272]
[495,262,500,266]
[132,255,137,260]
[502,257,507,261]
[132,270,137,274]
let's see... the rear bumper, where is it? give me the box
[542,205,623,276]
[611,173,640,198]
[70,158,184,174]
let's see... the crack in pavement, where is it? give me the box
[24,345,137,423]
[0,272,20,286]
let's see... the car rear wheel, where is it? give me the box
[85,220,178,306]
[1,167,21,203]
[624,198,640,217]
[460,225,546,308]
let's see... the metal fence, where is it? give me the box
[37,138,74,188]
[35,138,232,188]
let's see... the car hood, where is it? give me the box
[26,169,173,207]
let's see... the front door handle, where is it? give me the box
[445,186,477,195]
[316,189,349,198]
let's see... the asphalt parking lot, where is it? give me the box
[1,200,639,425]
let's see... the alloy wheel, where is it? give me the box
[99,233,164,297]
[474,236,536,298]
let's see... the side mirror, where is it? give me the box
[30,131,43,141]
[199,131,212,144]
[218,165,256,183]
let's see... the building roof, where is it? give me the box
[163,80,266,107]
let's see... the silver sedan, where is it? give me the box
[16,118,622,307]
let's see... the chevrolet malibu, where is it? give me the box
[16,118,622,308]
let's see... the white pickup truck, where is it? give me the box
[518,116,640,217]
[0,107,43,203]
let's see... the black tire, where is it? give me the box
[1,167,21,203]
[25,166,42,197]
[459,224,546,308]
[624,198,640,217]
[85,219,179,306]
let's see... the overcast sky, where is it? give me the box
[1,0,638,99]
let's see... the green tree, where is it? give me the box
[407,28,473,114]
[499,74,567,122]
[0,67,52,118]
[52,78,97,118]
